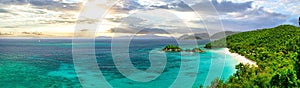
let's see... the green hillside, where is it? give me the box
[205,25,300,88]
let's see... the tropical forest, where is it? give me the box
[205,25,300,88]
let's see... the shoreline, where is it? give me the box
[224,48,258,67]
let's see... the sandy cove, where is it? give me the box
[224,48,258,67]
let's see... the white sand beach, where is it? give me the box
[224,48,258,67]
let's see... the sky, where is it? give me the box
[0,0,299,37]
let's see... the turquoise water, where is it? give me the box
[0,39,238,88]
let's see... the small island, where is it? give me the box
[162,45,182,52]
[162,45,204,53]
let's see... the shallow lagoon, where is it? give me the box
[0,39,238,88]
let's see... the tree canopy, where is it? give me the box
[205,25,300,88]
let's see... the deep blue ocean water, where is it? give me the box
[0,39,238,88]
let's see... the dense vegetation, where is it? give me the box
[163,44,182,52]
[162,45,204,52]
[205,25,300,87]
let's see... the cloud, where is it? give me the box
[211,0,253,13]
[222,7,288,31]
[114,0,194,11]
[113,0,253,12]
[115,0,296,32]
[0,9,9,13]
[106,16,170,34]
[1,0,298,37]
[252,0,300,15]
[114,0,208,12]
[102,9,209,35]
[114,0,143,10]
[0,4,78,33]
[0,0,27,4]
[150,1,193,11]
[0,0,82,11]
[109,27,170,34]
